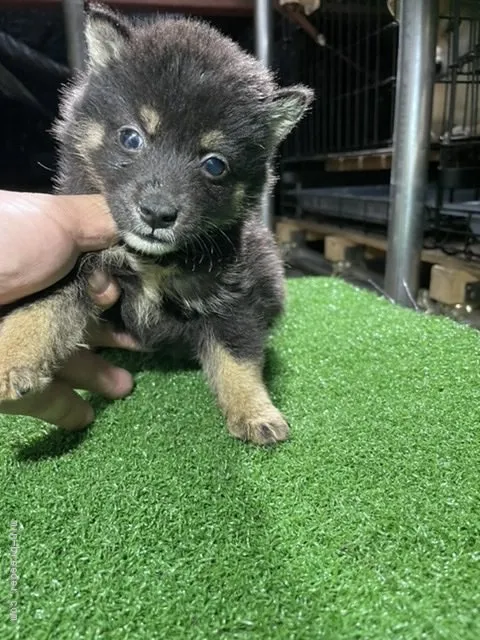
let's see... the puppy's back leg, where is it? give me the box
[0,284,94,400]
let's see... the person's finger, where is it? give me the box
[0,380,94,431]
[86,270,122,309]
[57,349,134,399]
[53,194,119,252]
[87,322,142,350]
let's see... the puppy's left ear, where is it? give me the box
[85,2,132,71]
[268,86,314,148]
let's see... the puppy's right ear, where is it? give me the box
[267,85,314,148]
[85,2,131,71]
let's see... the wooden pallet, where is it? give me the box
[282,148,441,173]
[276,217,480,307]
[323,148,441,173]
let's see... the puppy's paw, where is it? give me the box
[0,302,59,401]
[0,364,51,401]
[228,406,289,445]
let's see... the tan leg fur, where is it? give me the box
[202,341,289,445]
[0,293,89,401]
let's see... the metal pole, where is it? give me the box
[63,0,86,72]
[254,0,274,230]
[384,0,438,307]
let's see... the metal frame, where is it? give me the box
[384,0,438,306]
[254,0,274,229]
[62,0,86,71]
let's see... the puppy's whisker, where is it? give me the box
[197,234,210,264]
[37,161,55,173]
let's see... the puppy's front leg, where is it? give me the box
[201,340,289,445]
[0,285,93,401]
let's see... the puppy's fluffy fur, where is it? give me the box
[0,4,313,444]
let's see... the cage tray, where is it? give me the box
[295,185,480,232]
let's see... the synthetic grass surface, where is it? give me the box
[1,276,479,639]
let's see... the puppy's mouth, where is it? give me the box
[122,228,176,256]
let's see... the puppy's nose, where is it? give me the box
[139,196,179,230]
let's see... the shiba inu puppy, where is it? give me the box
[0,4,313,445]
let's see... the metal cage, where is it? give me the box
[277,0,480,265]
[279,0,399,159]
[432,0,480,143]
[432,0,480,260]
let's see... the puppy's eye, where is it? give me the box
[118,127,144,151]
[201,154,228,178]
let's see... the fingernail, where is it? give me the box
[111,369,134,398]
[87,271,110,295]
[101,368,134,400]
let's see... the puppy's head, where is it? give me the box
[54,3,313,256]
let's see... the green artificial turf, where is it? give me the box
[1,276,480,639]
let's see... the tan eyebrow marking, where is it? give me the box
[139,106,161,136]
[78,121,105,152]
[70,121,105,190]
[200,130,225,149]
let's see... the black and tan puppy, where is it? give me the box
[0,4,312,444]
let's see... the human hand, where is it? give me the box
[0,191,118,305]
[0,191,140,430]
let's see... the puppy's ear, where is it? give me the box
[85,2,131,70]
[268,86,314,148]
